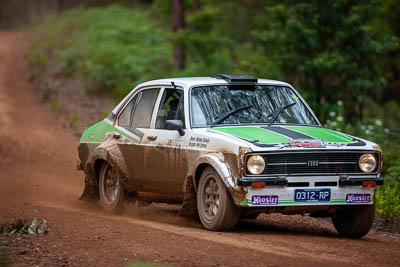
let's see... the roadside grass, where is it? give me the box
[67,114,79,130]
[0,242,10,267]
[376,183,400,223]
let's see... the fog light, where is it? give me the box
[252,182,266,188]
[363,181,376,188]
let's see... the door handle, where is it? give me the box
[147,135,157,141]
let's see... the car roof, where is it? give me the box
[111,76,294,115]
[135,77,292,89]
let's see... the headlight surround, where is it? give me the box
[359,154,377,173]
[247,155,265,175]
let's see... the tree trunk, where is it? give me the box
[171,0,186,70]
[0,0,3,29]
[192,0,200,12]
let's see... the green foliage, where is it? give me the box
[35,5,174,97]
[26,42,46,66]
[387,158,400,182]
[2,218,48,236]
[324,99,400,179]
[252,0,395,122]
[50,99,59,110]
[153,0,279,77]
[376,182,400,221]
[26,42,47,77]
[68,114,79,130]
[372,0,400,103]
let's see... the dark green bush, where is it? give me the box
[376,182,400,221]
[35,5,175,97]
[31,4,272,96]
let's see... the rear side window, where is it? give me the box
[118,94,139,126]
[131,88,160,128]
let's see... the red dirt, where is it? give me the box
[1,31,400,267]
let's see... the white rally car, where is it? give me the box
[77,74,383,238]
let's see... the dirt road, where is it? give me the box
[0,31,399,267]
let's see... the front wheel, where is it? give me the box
[197,167,239,231]
[99,162,125,213]
[331,203,375,238]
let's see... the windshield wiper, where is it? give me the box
[267,102,297,126]
[211,105,253,128]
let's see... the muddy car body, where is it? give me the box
[77,74,384,237]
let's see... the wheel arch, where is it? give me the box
[88,135,138,194]
[192,154,233,192]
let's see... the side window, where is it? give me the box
[118,94,139,126]
[191,97,207,126]
[155,89,185,129]
[131,88,160,128]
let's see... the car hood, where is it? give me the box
[208,125,377,152]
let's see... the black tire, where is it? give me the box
[197,167,239,231]
[99,162,125,213]
[331,203,376,238]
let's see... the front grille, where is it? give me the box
[247,151,379,176]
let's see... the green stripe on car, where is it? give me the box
[279,201,295,204]
[80,120,137,143]
[283,126,353,143]
[212,127,290,144]
[212,125,354,144]
[331,200,347,203]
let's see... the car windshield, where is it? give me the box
[191,85,319,127]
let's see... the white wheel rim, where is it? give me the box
[201,176,220,221]
[102,164,120,204]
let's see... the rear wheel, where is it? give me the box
[331,203,375,238]
[99,162,125,213]
[197,167,239,231]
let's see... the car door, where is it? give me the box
[144,87,188,195]
[115,87,161,191]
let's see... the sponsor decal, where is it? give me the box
[346,193,371,203]
[275,140,349,149]
[289,141,324,148]
[188,136,209,148]
[276,139,327,148]
[251,195,279,205]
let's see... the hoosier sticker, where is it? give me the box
[346,194,371,203]
[252,195,279,205]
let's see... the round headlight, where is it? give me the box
[359,154,377,173]
[247,155,265,175]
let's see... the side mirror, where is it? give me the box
[165,120,185,136]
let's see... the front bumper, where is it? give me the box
[236,176,383,207]
[237,177,384,186]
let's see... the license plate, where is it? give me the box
[294,188,331,202]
